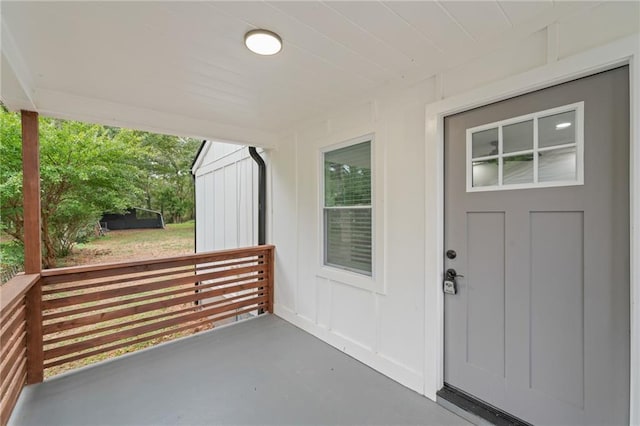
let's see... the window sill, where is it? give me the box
[317,265,385,294]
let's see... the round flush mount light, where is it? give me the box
[556,122,572,130]
[244,29,282,55]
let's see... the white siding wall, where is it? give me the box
[193,142,261,252]
[270,3,639,398]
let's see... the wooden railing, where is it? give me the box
[39,245,274,373]
[0,246,274,425]
[0,273,40,425]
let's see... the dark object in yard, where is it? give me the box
[94,221,106,237]
[100,208,165,230]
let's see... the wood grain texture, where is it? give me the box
[0,274,39,315]
[20,110,43,389]
[0,343,26,397]
[41,246,275,375]
[42,274,258,322]
[41,267,194,295]
[20,110,41,275]
[0,276,32,426]
[42,264,265,310]
[44,294,267,360]
[41,246,273,284]
[0,364,25,426]
[267,247,275,313]
[41,257,259,295]
[43,281,265,335]
[43,304,260,370]
[42,259,256,296]
[25,282,43,384]
[0,327,26,381]
[44,304,198,346]
[1,305,25,346]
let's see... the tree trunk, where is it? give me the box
[40,215,56,268]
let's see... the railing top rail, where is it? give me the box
[41,245,275,278]
[0,273,40,315]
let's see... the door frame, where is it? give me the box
[423,34,639,425]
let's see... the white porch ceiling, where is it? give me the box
[0,1,604,146]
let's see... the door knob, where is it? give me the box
[446,268,464,279]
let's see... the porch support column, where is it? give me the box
[21,110,44,384]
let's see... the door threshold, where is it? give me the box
[436,384,532,426]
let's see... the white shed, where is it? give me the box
[191,141,265,252]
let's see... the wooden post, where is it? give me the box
[21,110,43,384]
[267,247,274,314]
[255,253,265,315]
[21,111,41,275]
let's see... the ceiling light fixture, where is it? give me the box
[244,29,282,56]
[556,122,572,129]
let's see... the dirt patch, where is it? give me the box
[60,222,195,266]
[43,221,210,378]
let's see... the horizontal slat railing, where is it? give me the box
[40,245,275,375]
[0,273,40,426]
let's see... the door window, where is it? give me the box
[466,102,583,192]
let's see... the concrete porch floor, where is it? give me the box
[9,315,470,425]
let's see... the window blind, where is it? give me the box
[323,141,372,275]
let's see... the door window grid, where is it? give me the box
[466,102,584,192]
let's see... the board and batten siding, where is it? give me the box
[269,1,639,407]
[193,141,261,252]
[192,4,639,422]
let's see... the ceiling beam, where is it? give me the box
[35,88,278,148]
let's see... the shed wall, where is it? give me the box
[193,142,260,252]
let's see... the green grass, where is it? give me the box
[166,220,195,231]
[62,221,195,266]
[82,221,193,245]
[44,220,201,377]
[1,221,196,275]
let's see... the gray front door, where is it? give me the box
[443,67,629,425]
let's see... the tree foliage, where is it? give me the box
[1,110,143,267]
[323,141,372,207]
[0,108,200,269]
[137,133,200,224]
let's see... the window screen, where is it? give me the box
[323,140,372,275]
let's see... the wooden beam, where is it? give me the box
[24,284,42,384]
[21,110,43,384]
[21,110,41,274]
[0,273,39,314]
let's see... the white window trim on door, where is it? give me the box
[465,102,585,192]
[424,34,639,426]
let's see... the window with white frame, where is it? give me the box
[323,138,372,276]
[467,102,584,192]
